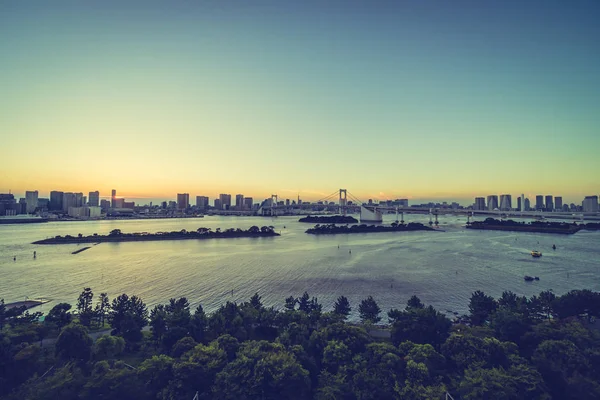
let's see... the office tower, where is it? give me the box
[196,196,209,209]
[524,198,531,211]
[244,197,253,210]
[520,194,525,212]
[161,201,167,209]
[555,196,563,211]
[474,197,486,211]
[0,194,17,216]
[25,190,38,213]
[545,195,553,211]
[89,191,100,207]
[100,199,110,212]
[235,194,244,210]
[122,201,135,209]
[219,194,231,210]
[486,195,499,210]
[517,197,522,212]
[17,198,27,214]
[62,192,77,212]
[177,193,189,210]
[285,199,290,206]
[535,195,544,210]
[583,196,599,212]
[74,192,84,207]
[49,191,63,211]
[499,194,512,211]
[114,198,125,208]
[214,199,222,210]
[111,189,117,208]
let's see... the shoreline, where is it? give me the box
[306,223,435,235]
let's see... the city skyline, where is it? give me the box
[1,1,600,199]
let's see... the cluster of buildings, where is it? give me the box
[174,193,255,212]
[473,194,599,213]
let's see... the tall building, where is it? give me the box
[196,196,209,209]
[545,195,554,211]
[499,194,512,211]
[520,194,526,212]
[244,197,253,210]
[486,195,499,211]
[88,191,100,207]
[583,196,599,212]
[214,199,222,210]
[535,195,544,211]
[0,194,17,216]
[25,190,38,213]
[474,197,486,211]
[555,196,563,211]
[524,198,531,211]
[62,193,77,212]
[235,194,244,210]
[100,199,110,212]
[517,197,522,212]
[49,191,64,211]
[111,189,117,208]
[177,193,189,210]
[219,194,231,210]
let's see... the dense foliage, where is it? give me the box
[1,287,600,399]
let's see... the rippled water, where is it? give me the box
[1,215,599,320]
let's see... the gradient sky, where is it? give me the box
[1,0,599,203]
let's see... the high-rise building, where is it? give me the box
[214,199,222,210]
[89,191,100,207]
[219,194,231,210]
[474,197,486,211]
[244,197,253,210]
[235,194,244,210]
[49,191,63,211]
[111,189,117,208]
[100,199,110,212]
[114,198,125,208]
[583,196,599,212]
[196,196,209,209]
[0,194,17,216]
[545,195,553,211]
[535,195,544,211]
[25,190,38,213]
[499,194,512,211]
[517,197,522,212]
[524,198,531,211]
[520,194,526,212]
[177,193,189,210]
[62,192,77,212]
[486,195,499,211]
[555,196,563,211]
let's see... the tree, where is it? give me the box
[76,287,94,327]
[407,295,425,310]
[333,296,351,320]
[94,335,125,359]
[55,323,93,362]
[469,290,498,325]
[0,299,5,330]
[190,304,207,343]
[390,306,451,348]
[249,292,263,310]
[298,292,311,312]
[45,302,72,330]
[358,296,381,324]
[109,229,122,236]
[94,293,110,327]
[285,296,297,311]
[109,294,148,343]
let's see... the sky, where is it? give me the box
[1,0,599,204]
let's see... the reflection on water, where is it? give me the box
[0,215,598,321]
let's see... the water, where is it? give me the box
[1,215,599,320]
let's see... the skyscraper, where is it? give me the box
[486,195,499,211]
[62,192,77,212]
[517,197,522,212]
[25,190,38,213]
[244,197,253,210]
[111,189,117,208]
[583,196,599,212]
[235,194,244,210]
[219,194,231,210]
[89,191,100,207]
[196,196,209,209]
[555,196,563,211]
[524,198,531,211]
[177,193,189,210]
[535,195,544,210]
[49,191,63,211]
[520,194,526,212]
[474,197,486,211]
[545,195,553,211]
[499,194,512,211]
[214,199,222,210]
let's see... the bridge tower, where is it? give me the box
[339,189,347,216]
[271,194,278,217]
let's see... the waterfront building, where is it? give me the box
[214,199,222,210]
[583,196,599,213]
[49,191,63,211]
[555,196,563,211]
[122,201,135,209]
[545,195,554,211]
[89,206,102,218]
[486,195,499,210]
[62,192,77,212]
[25,190,38,213]
[89,191,100,207]
[524,198,531,211]
[474,197,486,211]
[161,201,168,209]
[100,199,110,212]
[235,194,244,210]
[111,189,117,208]
[113,198,125,208]
[0,193,17,216]
[499,194,512,211]
[517,197,521,212]
[244,197,253,210]
[17,198,27,214]
[219,194,231,210]
[520,194,526,212]
[177,193,189,210]
[535,195,544,210]
[196,196,209,209]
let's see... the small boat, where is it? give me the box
[534,277,540,281]
[524,275,535,281]
[531,250,542,257]
[552,244,556,250]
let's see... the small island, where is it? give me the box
[306,222,434,235]
[32,226,279,245]
[298,215,359,224]
[467,218,581,234]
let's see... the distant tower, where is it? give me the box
[111,189,116,208]
[521,194,525,212]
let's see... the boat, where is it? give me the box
[524,275,535,281]
[552,244,556,250]
[531,250,542,257]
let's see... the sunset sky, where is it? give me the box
[1,1,599,203]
